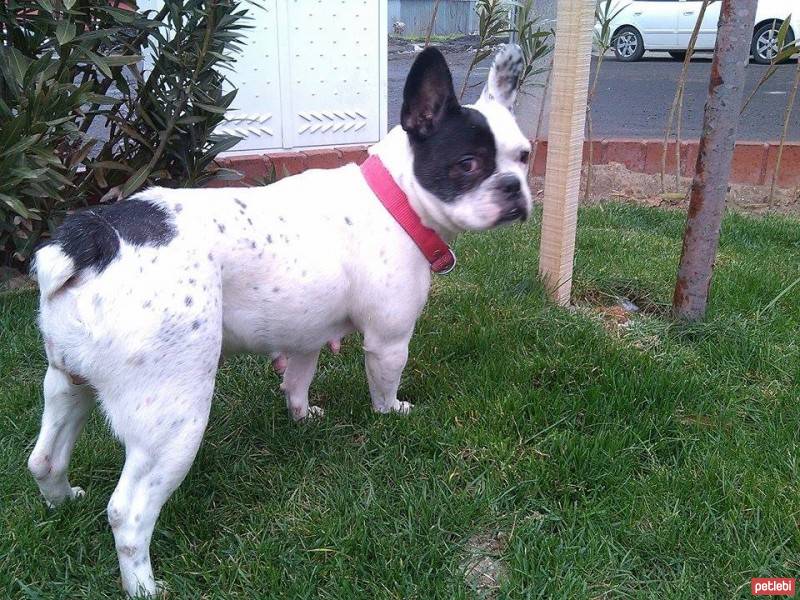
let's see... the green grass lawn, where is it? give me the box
[1,204,798,599]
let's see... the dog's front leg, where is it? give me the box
[364,335,413,414]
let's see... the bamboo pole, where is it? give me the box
[538,0,596,305]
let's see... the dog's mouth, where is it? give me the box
[496,203,528,225]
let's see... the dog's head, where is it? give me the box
[401,45,532,232]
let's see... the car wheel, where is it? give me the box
[613,26,645,62]
[668,51,687,61]
[751,22,796,64]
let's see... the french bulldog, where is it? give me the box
[28,44,532,597]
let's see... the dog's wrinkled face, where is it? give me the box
[401,45,532,231]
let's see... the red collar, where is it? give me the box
[360,154,456,274]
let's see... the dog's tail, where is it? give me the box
[31,244,78,299]
[31,211,120,299]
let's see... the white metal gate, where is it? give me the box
[217,0,388,153]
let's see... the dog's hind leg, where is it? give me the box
[281,350,322,421]
[106,383,214,598]
[28,366,95,507]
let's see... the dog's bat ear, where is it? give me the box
[401,47,459,141]
[480,44,524,112]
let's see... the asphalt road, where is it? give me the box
[388,49,800,141]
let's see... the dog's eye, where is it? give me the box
[519,150,530,164]
[458,157,479,174]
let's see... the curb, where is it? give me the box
[213,140,800,188]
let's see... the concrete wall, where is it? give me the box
[388,0,478,37]
[387,0,558,38]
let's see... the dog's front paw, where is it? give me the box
[394,401,414,415]
[45,486,86,509]
[306,405,325,420]
[373,400,414,415]
[292,405,326,422]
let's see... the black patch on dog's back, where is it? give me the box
[45,198,176,274]
[102,199,176,246]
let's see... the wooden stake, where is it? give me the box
[538,0,596,306]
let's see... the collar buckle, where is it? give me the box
[432,248,457,274]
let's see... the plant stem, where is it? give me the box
[424,0,441,48]
[662,0,710,192]
[529,57,552,181]
[768,55,800,205]
[584,51,605,203]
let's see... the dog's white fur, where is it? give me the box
[28,46,531,597]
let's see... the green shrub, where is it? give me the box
[0,0,251,268]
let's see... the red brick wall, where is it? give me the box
[213,140,800,188]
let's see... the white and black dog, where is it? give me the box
[28,45,531,597]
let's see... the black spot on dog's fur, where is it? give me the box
[411,107,496,203]
[401,47,497,203]
[185,296,193,306]
[234,198,247,210]
[344,217,353,226]
[40,198,176,275]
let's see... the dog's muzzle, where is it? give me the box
[496,174,529,224]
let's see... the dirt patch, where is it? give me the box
[0,267,35,293]
[388,34,484,57]
[528,161,800,216]
[461,530,508,598]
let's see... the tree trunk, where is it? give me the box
[672,0,757,321]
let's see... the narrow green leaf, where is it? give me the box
[1,194,33,219]
[121,165,152,198]
[104,55,143,67]
[81,48,112,78]
[89,161,134,173]
[36,0,54,14]
[86,93,122,105]
[55,21,76,46]
[176,116,207,125]
[194,102,227,114]
[2,47,32,87]
[211,168,243,181]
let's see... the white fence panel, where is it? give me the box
[139,0,387,153]
[224,0,387,153]
[216,0,284,150]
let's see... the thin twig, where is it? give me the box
[768,56,800,205]
[424,0,442,47]
[661,0,711,192]
[529,57,552,181]
[584,50,606,203]
[674,85,682,190]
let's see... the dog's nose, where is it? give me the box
[498,174,521,198]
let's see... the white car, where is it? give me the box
[596,0,800,64]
